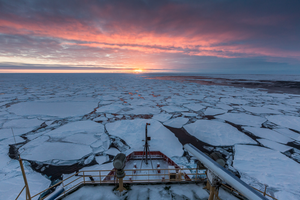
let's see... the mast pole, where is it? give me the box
[145,123,148,164]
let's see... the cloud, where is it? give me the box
[0,0,299,72]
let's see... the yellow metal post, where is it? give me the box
[208,186,215,200]
[116,178,126,192]
[263,184,268,196]
[19,157,31,200]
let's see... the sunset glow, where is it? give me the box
[133,69,143,73]
[0,0,299,73]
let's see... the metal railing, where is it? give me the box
[20,168,204,200]
[16,168,277,200]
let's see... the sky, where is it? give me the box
[0,0,299,73]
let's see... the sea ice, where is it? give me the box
[216,113,266,127]
[266,115,300,132]
[93,116,108,122]
[233,145,300,199]
[163,117,189,128]
[220,98,249,105]
[161,105,189,112]
[0,171,50,200]
[21,142,92,162]
[184,120,256,146]
[152,113,172,122]
[216,103,233,110]
[183,103,205,111]
[257,139,292,152]
[62,133,97,145]
[95,155,107,164]
[0,128,34,139]
[45,121,104,138]
[181,112,198,117]
[243,127,292,144]
[104,147,120,156]
[120,106,160,115]
[96,103,127,113]
[8,101,98,118]
[3,118,44,129]
[204,107,227,115]
[0,136,25,145]
[106,119,183,157]
[263,104,298,112]
[242,106,281,114]
[274,129,300,141]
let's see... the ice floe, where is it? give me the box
[242,106,281,114]
[161,105,189,112]
[45,121,104,138]
[204,107,227,116]
[274,128,300,141]
[233,145,300,199]
[257,139,292,152]
[163,117,189,128]
[106,119,183,157]
[266,115,300,132]
[216,113,266,127]
[243,127,293,144]
[1,74,300,199]
[62,133,98,145]
[152,113,172,122]
[183,103,205,111]
[184,120,257,146]
[21,142,93,162]
[9,101,98,118]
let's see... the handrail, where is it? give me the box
[16,167,277,200]
[15,185,26,200]
[29,167,202,200]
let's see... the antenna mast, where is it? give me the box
[140,123,153,169]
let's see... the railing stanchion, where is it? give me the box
[99,171,101,183]
[83,171,85,184]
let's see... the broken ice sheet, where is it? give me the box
[242,105,281,114]
[106,119,183,158]
[266,115,300,133]
[8,101,98,118]
[184,120,256,146]
[163,117,189,128]
[152,113,172,122]
[216,113,266,127]
[45,120,104,138]
[21,142,93,162]
[183,103,206,111]
[204,107,227,115]
[161,105,189,112]
[233,145,300,199]
[273,128,300,141]
[243,127,293,144]
[257,139,292,152]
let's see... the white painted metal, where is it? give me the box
[184,144,268,200]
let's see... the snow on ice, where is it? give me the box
[266,115,300,132]
[243,127,293,144]
[163,117,189,128]
[233,145,300,199]
[184,120,257,146]
[9,101,98,118]
[106,119,183,158]
[216,113,266,127]
[204,107,227,116]
[1,74,300,199]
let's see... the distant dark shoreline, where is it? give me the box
[147,75,300,95]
